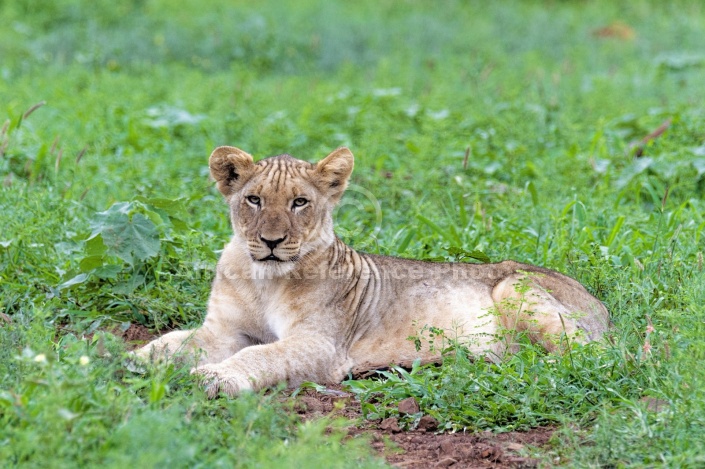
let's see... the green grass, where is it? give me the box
[2,0,705,466]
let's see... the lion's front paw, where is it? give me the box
[125,343,172,374]
[191,364,252,398]
[124,349,149,374]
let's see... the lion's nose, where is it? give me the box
[260,236,286,250]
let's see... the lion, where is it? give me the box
[133,146,609,397]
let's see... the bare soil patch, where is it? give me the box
[120,323,156,345]
[102,323,157,349]
[290,385,554,468]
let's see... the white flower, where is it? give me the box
[34,354,47,363]
[79,356,90,366]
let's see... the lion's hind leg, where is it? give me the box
[491,274,586,354]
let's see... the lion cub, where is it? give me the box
[134,146,609,397]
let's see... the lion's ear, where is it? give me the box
[314,147,354,202]
[209,146,255,197]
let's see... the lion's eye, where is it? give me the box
[293,197,308,208]
[246,195,261,206]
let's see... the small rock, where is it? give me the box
[506,456,537,468]
[435,457,458,468]
[398,397,420,415]
[380,417,402,433]
[417,415,439,432]
[440,440,455,455]
[504,442,525,452]
[294,396,324,414]
[480,446,502,462]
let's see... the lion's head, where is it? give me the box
[209,146,354,277]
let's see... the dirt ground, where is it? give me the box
[291,385,553,468]
[117,323,156,344]
[123,327,553,468]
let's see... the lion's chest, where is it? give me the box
[250,284,295,341]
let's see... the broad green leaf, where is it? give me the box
[112,274,145,294]
[85,234,107,256]
[170,217,188,231]
[135,196,185,216]
[141,208,165,227]
[95,208,160,265]
[79,255,106,273]
[93,265,122,279]
[57,273,89,290]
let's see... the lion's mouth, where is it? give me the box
[258,254,284,262]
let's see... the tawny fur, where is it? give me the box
[133,146,609,397]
